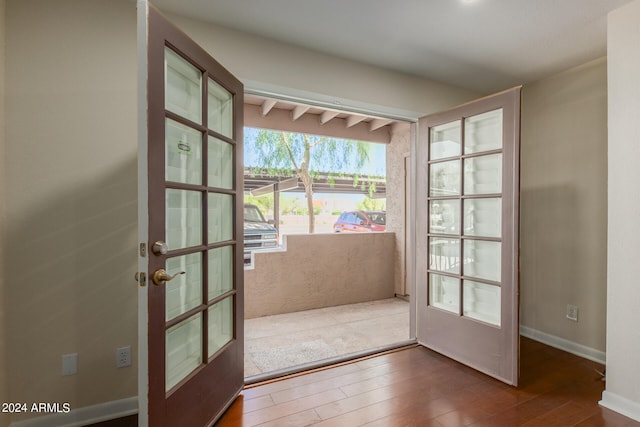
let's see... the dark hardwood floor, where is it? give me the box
[215,338,640,426]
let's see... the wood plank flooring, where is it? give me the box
[215,338,640,426]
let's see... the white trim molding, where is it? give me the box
[520,326,606,364]
[600,391,640,422]
[9,397,137,427]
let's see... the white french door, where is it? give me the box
[416,87,521,385]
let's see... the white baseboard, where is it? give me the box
[9,397,137,427]
[520,325,606,364]
[600,391,640,422]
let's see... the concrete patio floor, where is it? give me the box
[244,297,411,378]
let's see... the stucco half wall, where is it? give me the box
[244,233,395,318]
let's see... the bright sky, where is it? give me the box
[244,127,386,176]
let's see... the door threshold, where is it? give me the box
[244,339,418,388]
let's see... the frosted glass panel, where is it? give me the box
[464,109,502,154]
[429,199,460,235]
[166,253,202,321]
[429,237,460,274]
[464,154,502,195]
[208,246,233,301]
[208,136,233,190]
[166,189,202,250]
[166,314,202,391]
[464,240,501,282]
[165,48,201,123]
[430,160,460,196]
[430,120,461,160]
[464,198,502,238]
[208,297,233,358]
[165,119,202,185]
[208,78,233,138]
[208,193,233,243]
[429,274,459,314]
[464,280,501,326]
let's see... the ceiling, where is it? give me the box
[152,0,631,93]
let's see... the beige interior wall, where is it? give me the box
[603,0,640,416]
[5,0,138,421]
[165,12,480,116]
[245,233,395,318]
[520,57,608,352]
[0,0,9,425]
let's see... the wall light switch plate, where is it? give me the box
[62,353,78,376]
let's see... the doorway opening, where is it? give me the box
[242,94,415,381]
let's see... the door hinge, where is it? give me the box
[140,243,147,257]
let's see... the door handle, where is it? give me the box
[152,269,185,286]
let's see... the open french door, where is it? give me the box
[137,2,244,425]
[416,87,521,385]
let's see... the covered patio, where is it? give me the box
[244,298,410,378]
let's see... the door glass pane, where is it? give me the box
[208,136,233,189]
[208,78,233,138]
[430,160,460,196]
[463,240,501,282]
[166,189,202,250]
[208,296,233,358]
[166,253,202,321]
[464,153,502,195]
[166,119,202,185]
[166,314,202,391]
[165,48,202,124]
[463,280,501,326]
[429,237,460,274]
[429,273,459,314]
[208,246,233,301]
[464,109,502,154]
[208,193,233,243]
[429,199,460,235]
[430,120,460,160]
[464,198,502,238]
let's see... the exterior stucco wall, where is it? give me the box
[245,233,395,318]
[385,127,411,297]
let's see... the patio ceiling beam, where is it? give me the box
[261,99,277,116]
[346,114,366,128]
[369,118,393,132]
[245,104,392,144]
[292,105,310,121]
[320,110,340,124]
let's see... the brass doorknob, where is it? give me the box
[152,269,185,286]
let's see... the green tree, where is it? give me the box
[251,130,371,233]
[244,193,274,218]
[357,196,386,211]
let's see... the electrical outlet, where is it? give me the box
[62,353,78,376]
[566,304,578,322]
[116,346,132,368]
